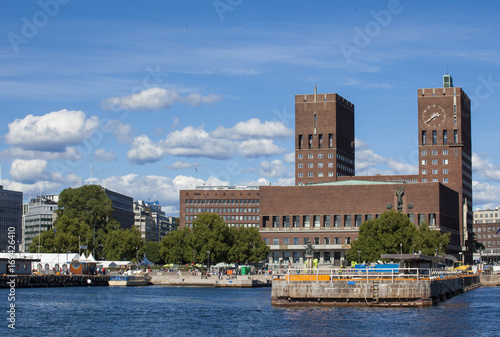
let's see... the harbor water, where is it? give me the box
[2,286,499,336]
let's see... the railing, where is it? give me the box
[272,267,470,284]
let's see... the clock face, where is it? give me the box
[422,104,445,127]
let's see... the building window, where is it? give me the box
[422,169,427,175]
[344,215,351,227]
[345,237,351,244]
[318,154,323,159]
[273,238,279,245]
[308,172,313,177]
[308,135,313,149]
[298,173,303,177]
[328,162,333,168]
[432,130,437,145]
[323,215,331,227]
[318,172,323,177]
[283,216,289,228]
[429,213,436,226]
[283,238,289,245]
[365,214,372,221]
[293,216,300,228]
[422,131,426,145]
[303,215,310,227]
[298,163,303,168]
[308,163,313,168]
[324,252,331,263]
[443,130,448,144]
[454,130,458,143]
[328,172,334,177]
[308,154,313,159]
[432,178,438,182]
[443,159,448,165]
[318,163,323,168]
[264,238,269,245]
[329,134,333,148]
[334,237,340,244]
[318,134,323,149]
[422,160,427,165]
[324,237,330,244]
[443,150,448,155]
[272,216,280,228]
[314,237,320,245]
[334,215,341,227]
[298,154,303,159]
[293,237,299,245]
[443,178,449,184]
[408,214,415,224]
[443,169,448,174]
[313,215,320,227]
[422,150,427,156]
[432,150,438,155]
[422,179,427,183]
[418,214,425,224]
[431,160,437,165]
[355,215,362,227]
[328,153,333,158]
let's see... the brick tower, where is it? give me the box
[295,86,355,185]
[417,75,472,260]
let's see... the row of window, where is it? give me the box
[298,153,335,159]
[265,213,437,228]
[185,207,259,214]
[185,214,260,222]
[421,150,450,156]
[422,169,448,174]
[422,130,458,145]
[475,213,499,219]
[422,159,449,165]
[298,134,334,149]
[473,226,500,232]
[270,251,342,264]
[185,199,259,205]
[185,223,258,229]
[298,162,335,169]
[265,236,354,246]
[477,234,499,240]
[421,178,448,184]
[298,172,335,178]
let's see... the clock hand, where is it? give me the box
[425,113,441,123]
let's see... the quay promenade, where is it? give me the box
[271,267,482,307]
[0,274,110,288]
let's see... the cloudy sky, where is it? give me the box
[1,1,500,214]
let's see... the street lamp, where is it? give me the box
[400,243,403,256]
[207,251,210,274]
[459,252,463,264]
[357,251,361,264]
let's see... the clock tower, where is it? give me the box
[418,75,472,260]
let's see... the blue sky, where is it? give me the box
[1,0,500,215]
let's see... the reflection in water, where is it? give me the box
[3,286,500,336]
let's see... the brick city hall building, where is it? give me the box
[180,75,473,265]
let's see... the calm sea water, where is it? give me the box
[1,285,499,336]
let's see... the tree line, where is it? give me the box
[30,186,269,265]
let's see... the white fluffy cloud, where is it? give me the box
[212,118,293,140]
[473,153,500,182]
[103,119,133,143]
[168,161,199,170]
[6,109,99,152]
[164,127,235,159]
[355,138,417,175]
[260,159,286,178]
[10,159,48,182]
[94,149,116,162]
[238,139,286,158]
[101,87,221,111]
[127,135,164,165]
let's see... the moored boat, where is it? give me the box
[109,271,152,286]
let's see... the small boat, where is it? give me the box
[109,270,152,286]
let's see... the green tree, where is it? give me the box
[160,228,192,264]
[347,211,449,263]
[413,222,451,255]
[141,241,162,265]
[103,226,143,261]
[228,227,269,263]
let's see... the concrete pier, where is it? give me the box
[271,270,481,306]
[150,272,271,287]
